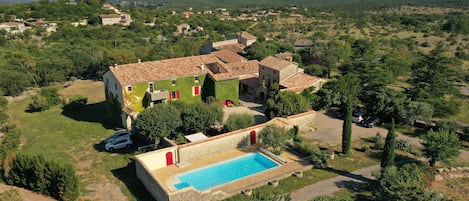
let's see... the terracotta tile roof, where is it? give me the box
[100,14,121,19]
[108,55,222,85]
[213,44,246,54]
[208,71,238,81]
[280,73,321,93]
[259,56,297,71]
[294,39,313,47]
[211,50,247,63]
[224,60,259,75]
[205,62,238,81]
[237,31,256,40]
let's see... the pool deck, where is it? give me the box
[152,147,312,196]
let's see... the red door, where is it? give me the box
[166,152,173,166]
[250,130,256,145]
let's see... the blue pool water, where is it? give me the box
[174,152,278,191]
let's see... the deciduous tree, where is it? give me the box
[374,164,429,201]
[259,125,290,155]
[135,104,181,144]
[422,130,461,167]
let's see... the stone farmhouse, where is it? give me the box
[103,52,248,129]
[103,36,323,129]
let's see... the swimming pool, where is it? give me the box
[174,152,278,191]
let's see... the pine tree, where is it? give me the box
[342,103,352,155]
[381,119,396,169]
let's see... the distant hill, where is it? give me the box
[108,0,468,8]
[1,0,467,7]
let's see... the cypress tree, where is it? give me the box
[342,103,352,155]
[381,119,396,169]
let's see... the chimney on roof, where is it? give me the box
[114,64,118,69]
[138,59,141,63]
[199,63,205,70]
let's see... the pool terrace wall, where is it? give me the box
[136,154,171,201]
[135,111,316,201]
[177,118,292,163]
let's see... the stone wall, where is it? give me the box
[434,167,469,181]
[287,110,316,132]
[136,146,178,171]
[135,158,170,201]
[212,39,238,48]
[168,188,227,201]
[178,118,293,162]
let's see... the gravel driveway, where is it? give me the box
[303,110,391,147]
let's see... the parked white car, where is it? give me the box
[104,130,132,143]
[105,136,133,151]
[352,112,365,123]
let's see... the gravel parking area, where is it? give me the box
[303,110,389,146]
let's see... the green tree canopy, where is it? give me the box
[265,89,310,119]
[178,102,223,134]
[224,113,255,132]
[422,130,461,166]
[374,164,429,201]
[259,124,290,155]
[381,119,396,169]
[135,104,181,143]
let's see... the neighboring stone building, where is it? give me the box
[175,23,191,34]
[0,22,28,33]
[99,13,132,26]
[201,31,257,54]
[227,31,257,46]
[257,56,324,98]
[293,39,313,51]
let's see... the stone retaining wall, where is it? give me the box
[434,167,469,181]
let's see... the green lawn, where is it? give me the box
[6,96,153,200]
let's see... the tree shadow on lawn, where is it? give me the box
[325,167,372,183]
[61,101,114,129]
[333,180,375,201]
[112,159,155,201]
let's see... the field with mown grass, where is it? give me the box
[6,80,153,201]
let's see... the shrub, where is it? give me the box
[0,125,20,158]
[224,113,255,132]
[28,95,50,112]
[311,148,328,169]
[6,153,80,201]
[374,132,384,150]
[0,189,23,201]
[65,95,88,110]
[28,87,62,112]
[396,139,413,152]
[360,145,371,153]
[40,87,61,105]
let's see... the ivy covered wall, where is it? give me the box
[123,74,207,112]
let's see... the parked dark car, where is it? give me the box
[357,117,381,128]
